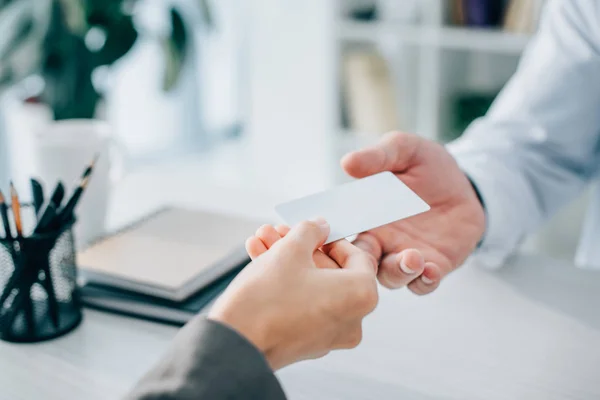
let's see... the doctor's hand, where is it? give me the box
[209,219,378,371]
[341,132,486,295]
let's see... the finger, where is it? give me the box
[281,218,330,255]
[377,249,425,289]
[408,262,442,295]
[351,232,383,262]
[341,132,422,178]
[274,224,291,237]
[322,239,377,275]
[245,236,267,260]
[256,224,283,249]
[313,250,340,269]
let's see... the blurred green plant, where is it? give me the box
[0,0,212,120]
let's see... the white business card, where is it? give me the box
[275,172,430,244]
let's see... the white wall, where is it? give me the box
[245,0,339,198]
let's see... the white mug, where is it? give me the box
[32,120,121,248]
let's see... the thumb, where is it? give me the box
[280,218,330,255]
[322,239,377,275]
[341,132,422,178]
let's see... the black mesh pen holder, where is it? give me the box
[0,221,82,343]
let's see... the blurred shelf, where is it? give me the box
[338,21,531,55]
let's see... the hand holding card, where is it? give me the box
[275,172,430,244]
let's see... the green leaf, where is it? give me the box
[91,13,137,67]
[161,37,180,91]
[170,8,186,55]
[161,8,187,91]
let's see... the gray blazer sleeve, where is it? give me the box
[125,317,286,400]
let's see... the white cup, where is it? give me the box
[32,120,121,248]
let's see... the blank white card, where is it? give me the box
[275,172,430,244]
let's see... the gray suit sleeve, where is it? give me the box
[125,317,286,400]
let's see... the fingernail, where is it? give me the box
[421,275,434,285]
[310,217,329,232]
[397,254,415,275]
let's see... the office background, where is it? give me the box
[1,0,576,259]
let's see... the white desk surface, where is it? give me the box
[1,157,600,400]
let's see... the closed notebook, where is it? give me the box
[80,268,241,326]
[77,208,260,302]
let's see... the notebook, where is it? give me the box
[80,268,241,326]
[77,208,261,302]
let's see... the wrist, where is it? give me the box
[208,305,278,368]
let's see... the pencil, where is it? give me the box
[82,154,99,180]
[0,190,12,240]
[9,182,23,237]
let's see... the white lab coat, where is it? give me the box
[448,0,600,268]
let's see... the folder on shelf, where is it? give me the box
[342,50,400,135]
[503,0,545,34]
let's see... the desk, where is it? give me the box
[1,157,600,400]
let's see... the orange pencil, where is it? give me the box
[9,182,23,237]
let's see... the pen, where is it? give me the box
[31,201,61,328]
[49,182,65,208]
[10,182,23,237]
[31,182,64,234]
[33,203,57,234]
[30,178,45,217]
[0,190,12,240]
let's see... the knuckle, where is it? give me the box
[281,236,304,257]
[295,221,320,238]
[353,233,381,259]
[384,131,413,145]
[297,220,316,231]
[383,131,403,141]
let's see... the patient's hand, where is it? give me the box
[210,219,379,370]
[246,223,341,269]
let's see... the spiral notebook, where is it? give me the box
[77,208,261,302]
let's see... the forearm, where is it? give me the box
[125,317,286,400]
